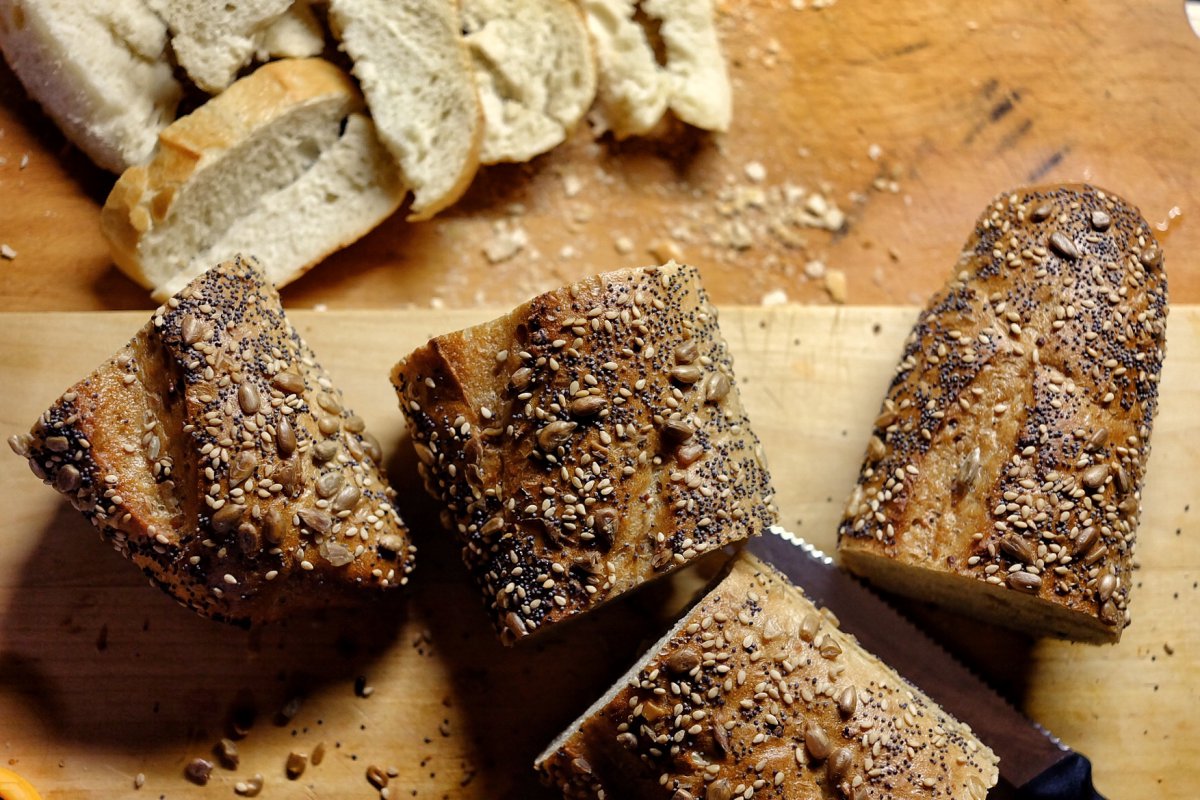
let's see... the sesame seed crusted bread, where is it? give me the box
[463,0,597,165]
[535,552,999,800]
[0,0,181,173]
[10,256,416,625]
[838,184,1168,644]
[101,57,405,302]
[391,263,777,645]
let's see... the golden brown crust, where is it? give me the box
[838,184,1168,643]
[536,553,999,800]
[100,58,365,288]
[392,263,777,643]
[13,255,415,625]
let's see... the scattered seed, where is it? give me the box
[185,758,214,785]
[1097,573,1118,601]
[312,742,326,766]
[333,485,362,514]
[285,751,307,780]
[1090,209,1112,231]
[313,439,339,463]
[661,419,694,447]
[181,315,204,345]
[211,503,243,535]
[706,778,733,800]
[669,364,703,384]
[674,339,699,364]
[703,372,731,403]
[55,464,81,492]
[316,472,344,499]
[216,738,240,769]
[366,765,389,790]
[298,508,332,534]
[827,746,853,781]
[230,450,257,484]
[1030,202,1053,222]
[234,774,264,796]
[999,535,1036,565]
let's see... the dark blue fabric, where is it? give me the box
[1022,753,1105,800]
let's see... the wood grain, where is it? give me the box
[1,0,1199,312]
[0,307,1195,798]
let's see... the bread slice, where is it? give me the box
[463,0,597,164]
[536,552,999,799]
[101,57,405,301]
[578,0,669,139]
[145,0,293,92]
[580,0,731,138]
[328,0,482,220]
[11,256,416,625]
[838,184,1169,644]
[391,263,778,644]
[642,0,732,132]
[0,0,181,172]
[256,0,325,61]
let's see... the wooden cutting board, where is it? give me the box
[2,0,1199,311]
[0,307,1196,799]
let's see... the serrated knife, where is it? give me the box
[748,526,1104,800]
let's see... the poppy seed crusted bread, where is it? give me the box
[392,263,777,644]
[10,256,415,624]
[536,553,999,799]
[838,184,1168,643]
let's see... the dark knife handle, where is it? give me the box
[1019,752,1105,800]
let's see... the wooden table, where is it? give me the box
[1,0,1199,311]
[1,1,1198,797]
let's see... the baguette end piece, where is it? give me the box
[16,255,416,625]
[535,552,999,799]
[838,183,1168,644]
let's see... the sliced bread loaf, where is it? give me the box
[101,57,405,300]
[0,0,181,172]
[328,0,482,220]
[463,0,597,164]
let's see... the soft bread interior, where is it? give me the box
[0,0,180,171]
[156,113,404,299]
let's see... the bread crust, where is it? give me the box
[101,58,365,292]
[392,263,777,644]
[536,552,999,799]
[838,184,1168,643]
[13,256,415,625]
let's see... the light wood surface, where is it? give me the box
[0,307,1195,798]
[1,0,1199,312]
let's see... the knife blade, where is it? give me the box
[747,526,1103,799]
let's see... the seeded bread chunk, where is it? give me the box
[536,552,999,799]
[10,256,415,625]
[392,263,777,644]
[838,184,1168,644]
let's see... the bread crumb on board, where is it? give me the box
[482,222,528,263]
[761,288,789,306]
[1,244,16,260]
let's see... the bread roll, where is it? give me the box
[536,552,999,799]
[391,263,777,644]
[10,256,415,625]
[838,184,1168,643]
[101,58,405,301]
